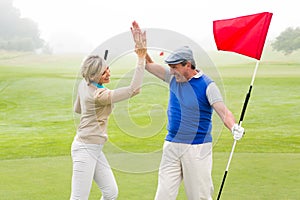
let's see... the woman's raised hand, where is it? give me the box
[131,21,147,58]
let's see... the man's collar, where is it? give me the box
[191,69,203,79]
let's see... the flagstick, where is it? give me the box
[217,60,260,200]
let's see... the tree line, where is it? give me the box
[271,27,300,55]
[0,0,44,51]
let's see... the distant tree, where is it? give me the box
[41,43,53,54]
[271,27,300,55]
[0,0,44,51]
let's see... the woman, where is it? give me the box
[70,27,146,200]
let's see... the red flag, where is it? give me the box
[213,12,273,60]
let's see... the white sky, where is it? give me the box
[13,0,300,54]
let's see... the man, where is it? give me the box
[131,22,244,200]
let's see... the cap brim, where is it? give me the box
[164,59,185,65]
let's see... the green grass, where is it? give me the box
[1,153,299,200]
[0,49,300,199]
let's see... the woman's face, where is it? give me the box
[98,66,110,84]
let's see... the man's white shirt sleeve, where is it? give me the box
[206,82,223,105]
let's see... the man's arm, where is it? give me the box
[145,53,168,81]
[212,101,236,131]
[207,83,235,131]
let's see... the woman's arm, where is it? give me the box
[110,24,147,103]
[73,93,81,114]
[110,57,145,103]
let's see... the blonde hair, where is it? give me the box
[81,55,106,85]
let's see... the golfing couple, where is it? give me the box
[70,21,244,200]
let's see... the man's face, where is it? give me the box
[169,63,188,82]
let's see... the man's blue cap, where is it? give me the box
[164,46,196,66]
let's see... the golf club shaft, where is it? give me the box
[104,50,108,60]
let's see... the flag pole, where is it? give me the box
[217,60,260,200]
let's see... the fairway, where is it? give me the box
[0,49,300,199]
[1,153,299,200]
